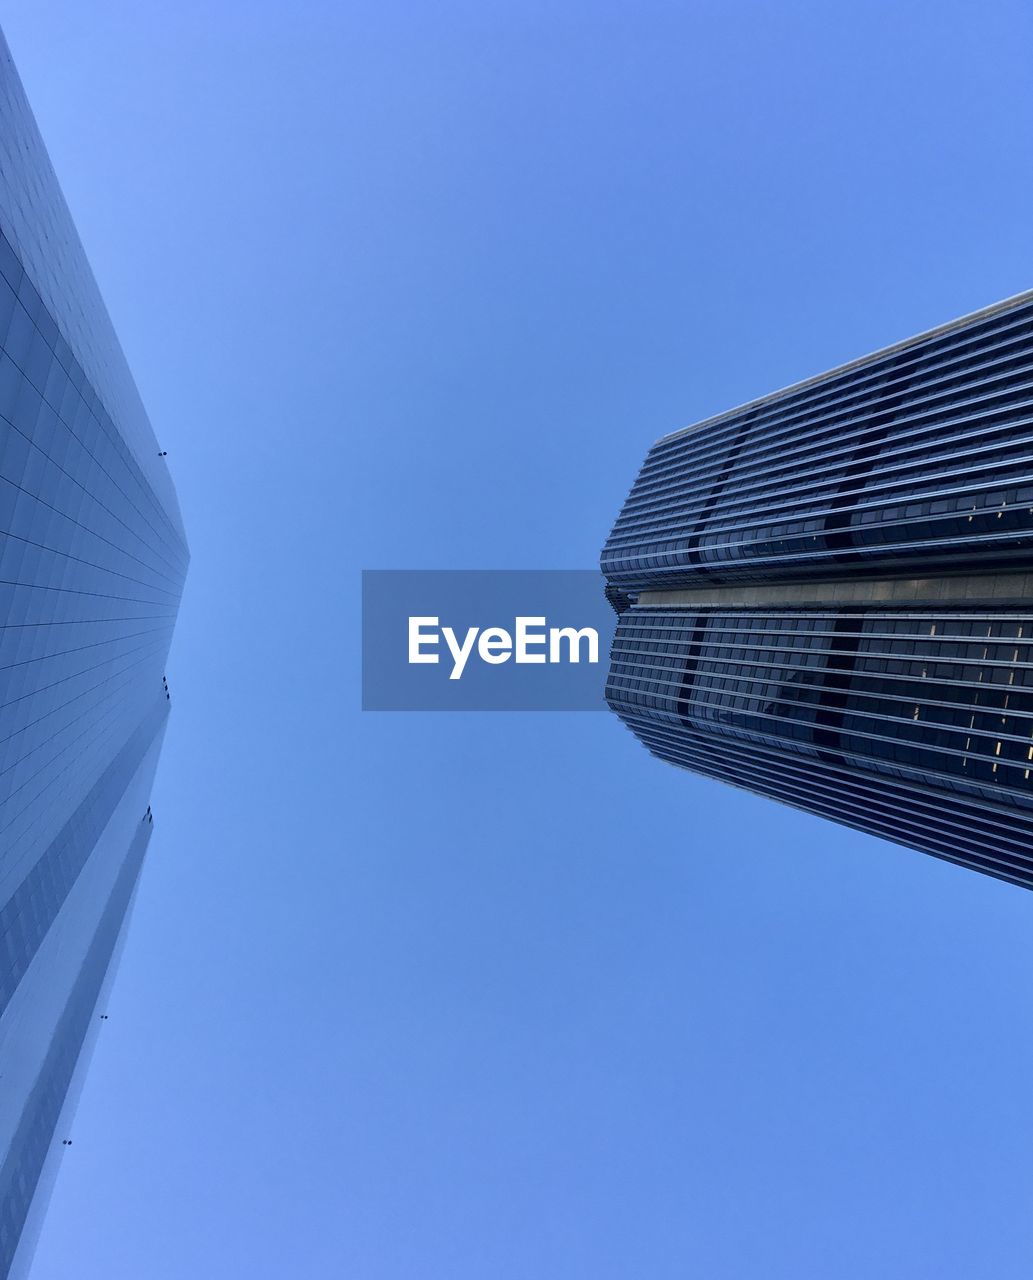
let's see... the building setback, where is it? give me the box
[0,30,188,1278]
[602,290,1033,889]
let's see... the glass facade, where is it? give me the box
[602,294,1033,588]
[602,294,1033,888]
[0,29,188,1279]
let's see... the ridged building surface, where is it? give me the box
[0,30,188,1278]
[602,292,1033,889]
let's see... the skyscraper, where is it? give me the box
[602,291,1033,889]
[0,31,188,1279]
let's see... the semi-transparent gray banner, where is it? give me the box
[362,570,614,710]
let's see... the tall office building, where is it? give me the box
[0,31,188,1279]
[602,292,1033,889]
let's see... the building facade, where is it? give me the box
[0,31,188,1278]
[602,292,1033,889]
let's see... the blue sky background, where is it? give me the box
[4,2,1033,1276]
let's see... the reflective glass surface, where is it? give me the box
[0,30,187,1279]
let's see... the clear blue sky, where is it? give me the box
[5,2,1033,1277]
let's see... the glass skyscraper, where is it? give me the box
[0,31,188,1278]
[602,291,1033,889]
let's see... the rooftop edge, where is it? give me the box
[658,287,1033,447]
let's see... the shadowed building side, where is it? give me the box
[602,294,1033,888]
[602,292,1033,590]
